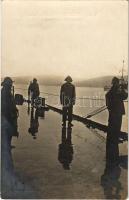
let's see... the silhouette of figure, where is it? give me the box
[28,108,39,139]
[1,77,19,146]
[28,78,40,106]
[60,76,76,127]
[105,77,128,171]
[58,127,73,170]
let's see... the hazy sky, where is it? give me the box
[2,0,128,79]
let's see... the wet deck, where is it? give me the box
[12,105,128,199]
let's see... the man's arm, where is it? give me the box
[118,88,128,100]
[37,84,40,96]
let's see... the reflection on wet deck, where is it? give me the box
[12,105,128,199]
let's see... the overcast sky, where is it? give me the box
[2,0,128,79]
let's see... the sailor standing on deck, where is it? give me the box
[28,78,40,106]
[60,76,76,127]
[1,77,19,146]
[105,77,128,171]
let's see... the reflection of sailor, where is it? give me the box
[28,108,39,139]
[58,127,73,170]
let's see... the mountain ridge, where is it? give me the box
[3,75,128,88]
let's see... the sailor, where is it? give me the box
[60,76,76,127]
[1,77,19,146]
[28,78,40,105]
[105,77,128,171]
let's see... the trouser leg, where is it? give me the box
[106,113,122,169]
[62,107,67,122]
[31,97,34,107]
[114,115,122,162]
[61,127,67,143]
[68,106,73,123]
[106,131,119,168]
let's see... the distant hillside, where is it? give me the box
[75,75,128,88]
[12,75,64,86]
[7,75,128,87]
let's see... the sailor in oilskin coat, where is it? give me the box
[60,76,76,127]
[105,77,128,171]
[28,78,40,105]
[1,77,19,146]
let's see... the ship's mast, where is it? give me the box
[122,60,124,80]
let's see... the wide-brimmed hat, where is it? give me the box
[65,76,73,82]
[112,77,119,85]
[33,78,37,82]
[1,77,14,86]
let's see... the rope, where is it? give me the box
[83,106,107,119]
[83,105,106,118]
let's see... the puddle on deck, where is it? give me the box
[12,105,128,199]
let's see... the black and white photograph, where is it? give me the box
[1,0,128,199]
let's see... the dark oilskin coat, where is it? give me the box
[106,86,128,115]
[105,85,128,169]
[60,82,76,106]
[1,85,18,137]
[28,82,40,99]
[1,86,18,122]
